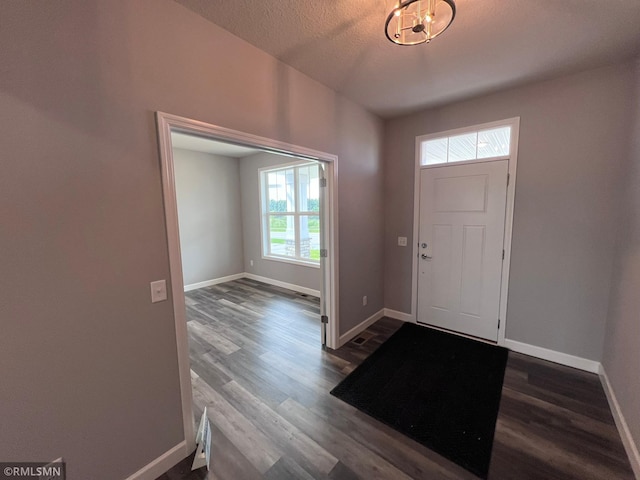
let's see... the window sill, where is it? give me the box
[262,255,321,269]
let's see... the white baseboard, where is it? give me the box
[184,273,320,298]
[383,308,415,323]
[124,441,188,480]
[184,273,245,292]
[504,339,600,373]
[599,365,640,479]
[244,273,320,298]
[338,309,385,347]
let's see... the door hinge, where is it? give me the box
[498,318,501,329]
[507,173,510,186]
[502,249,505,260]
[321,315,329,324]
[320,249,328,258]
[319,178,327,188]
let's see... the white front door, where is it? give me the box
[417,160,508,341]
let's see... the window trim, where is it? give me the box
[417,118,516,168]
[259,161,321,269]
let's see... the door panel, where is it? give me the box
[435,174,487,212]
[460,225,485,317]
[417,160,508,341]
[431,224,453,310]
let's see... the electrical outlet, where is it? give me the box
[362,295,367,306]
[250,260,254,267]
[150,280,167,303]
[398,236,407,247]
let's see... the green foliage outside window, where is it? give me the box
[269,215,319,232]
[269,199,319,213]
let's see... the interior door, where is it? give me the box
[417,160,508,341]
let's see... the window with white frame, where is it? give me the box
[260,163,321,266]
[420,124,512,166]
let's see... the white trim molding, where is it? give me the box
[124,441,187,480]
[156,113,196,453]
[185,272,320,297]
[504,339,600,373]
[383,308,415,323]
[599,365,640,479]
[244,273,320,298]
[184,273,245,292]
[156,111,340,456]
[184,272,320,298]
[338,309,385,347]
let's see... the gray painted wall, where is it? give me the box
[383,62,635,361]
[174,148,244,286]
[239,152,321,292]
[10,0,636,476]
[0,1,383,478]
[603,59,640,460]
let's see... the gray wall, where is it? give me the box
[383,62,635,361]
[239,152,321,292]
[602,59,640,459]
[174,148,244,286]
[0,1,383,479]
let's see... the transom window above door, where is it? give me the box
[419,123,513,166]
[260,162,321,267]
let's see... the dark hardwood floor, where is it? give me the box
[158,278,634,480]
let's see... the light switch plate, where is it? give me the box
[398,236,408,247]
[150,280,167,303]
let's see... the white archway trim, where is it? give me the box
[155,111,340,453]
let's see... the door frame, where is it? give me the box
[155,111,340,452]
[411,117,520,346]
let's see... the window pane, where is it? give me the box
[267,169,295,212]
[298,165,320,212]
[422,138,448,165]
[285,169,295,212]
[448,132,477,162]
[268,215,295,257]
[300,215,320,262]
[477,126,511,158]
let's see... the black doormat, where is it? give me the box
[330,323,508,479]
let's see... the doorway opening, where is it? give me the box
[411,117,520,345]
[156,112,339,452]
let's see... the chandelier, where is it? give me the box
[385,0,456,46]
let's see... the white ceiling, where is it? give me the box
[171,132,260,157]
[174,0,640,118]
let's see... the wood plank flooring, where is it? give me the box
[158,279,634,480]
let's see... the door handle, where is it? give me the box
[421,254,432,260]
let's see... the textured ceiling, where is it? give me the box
[174,0,640,118]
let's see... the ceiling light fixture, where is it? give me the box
[385,0,456,46]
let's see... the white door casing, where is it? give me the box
[417,160,508,342]
[155,111,340,455]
